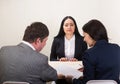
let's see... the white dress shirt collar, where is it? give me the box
[21,41,35,51]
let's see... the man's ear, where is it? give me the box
[34,38,40,44]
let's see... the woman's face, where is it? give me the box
[63,18,75,35]
[83,32,96,47]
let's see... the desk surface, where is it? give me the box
[49,61,83,69]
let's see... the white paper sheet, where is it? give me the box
[49,61,83,79]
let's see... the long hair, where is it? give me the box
[56,16,81,37]
[82,19,108,42]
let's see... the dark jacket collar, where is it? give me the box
[94,40,108,47]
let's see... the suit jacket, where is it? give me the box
[50,35,87,61]
[73,40,120,84]
[0,43,58,84]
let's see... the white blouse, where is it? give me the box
[64,35,75,59]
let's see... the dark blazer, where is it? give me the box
[73,40,120,84]
[50,35,87,61]
[0,43,58,84]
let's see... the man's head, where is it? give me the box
[23,22,49,52]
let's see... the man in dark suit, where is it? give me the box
[0,22,58,84]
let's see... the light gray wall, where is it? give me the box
[0,0,120,58]
[99,0,120,45]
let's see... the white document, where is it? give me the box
[49,61,83,79]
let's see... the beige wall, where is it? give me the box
[0,0,120,59]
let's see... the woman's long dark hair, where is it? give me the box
[82,19,108,42]
[56,16,81,37]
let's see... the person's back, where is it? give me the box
[0,44,57,84]
[83,40,119,83]
[0,22,58,84]
[72,19,120,84]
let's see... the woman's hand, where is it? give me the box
[59,57,78,61]
[78,67,84,72]
[69,58,78,61]
[59,57,68,61]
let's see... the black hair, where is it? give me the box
[23,22,49,43]
[82,19,108,42]
[56,16,81,37]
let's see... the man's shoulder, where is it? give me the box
[0,45,17,50]
[33,52,48,61]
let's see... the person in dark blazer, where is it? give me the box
[50,16,87,61]
[71,19,120,84]
[0,22,61,84]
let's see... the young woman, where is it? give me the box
[50,16,87,61]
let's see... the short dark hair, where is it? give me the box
[56,16,81,37]
[23,22,49,43]
[82,19,108,42]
